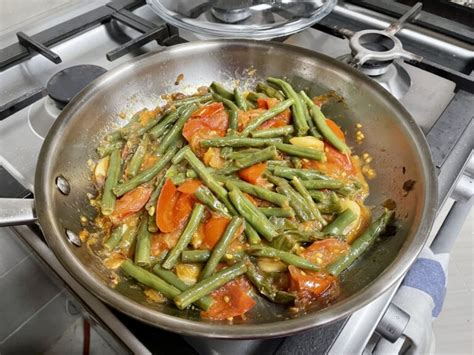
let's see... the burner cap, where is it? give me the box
[47,65,107,107]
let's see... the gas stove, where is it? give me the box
[0,1,473,354]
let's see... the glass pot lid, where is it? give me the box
[146,0,337,39]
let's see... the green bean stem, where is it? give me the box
[174,261,247,309]
[200,217,243,280]
[162,204,206,270]
[327,210,394,276]
[101,149,122,215]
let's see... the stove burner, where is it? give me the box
[339,2,423,76]
[211,0,251,23]
[47,65,107,108]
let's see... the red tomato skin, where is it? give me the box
[111,185,152,222]
[238,162,267,185]
[301,239,350,268]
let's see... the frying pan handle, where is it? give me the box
[0,199,37,226]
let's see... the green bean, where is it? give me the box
[181,250,244,263]
[145,174,166,215]
[291,177,326,225]
[272,166,329,181]
[200,137,281,148]
[152,266,213,310]
[300,91,350,153]
[113,145,177,196]
[247,246,320,271]
[223,179,288,207]
[156,104,196,155]
[135,215,151,266]
[226,149,259,160]
[323,208,358,236]
[172,145,190,165]
[256,82,285,101]
[210,82,234,100]
[118,220,139,253]
[185,169,198,179]
[101,149,121,215]
[104,224,128,251]
[308,189,327,202]
[174,261,247,309]
[162,204,206,269]
[170,173,186,185]
[240,99,294,136]
[250,126,294,139]
[194,185,230,217]
[184,150,227,201]
[233,146,277,169]
[233,88,248,111]
[298,93,321,138]
[267,160,291,169]
[267,78,309,136]
[127,134,149,178]
[200,217,243,280]
[228,187,278,242]
[123,111,162,139]
[244,259,295,304]
[258,207,294,218]
[211,93,239,132]
[147,213,158,233]
[121,259,181,300]
[246,98,256,109]
[97,141,123,158]
[149,107,183,139]
[105,130,123,143]
[317,192,343,214]
[172,93,212,107]
[291,157,303,169]
[275,143,325,161]
[266,174,314,221]
[301,179,344,190]
[246,92,266,102]
[327,210,394,276]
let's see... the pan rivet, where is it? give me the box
[65,229,82,247]
[56,175,70,195]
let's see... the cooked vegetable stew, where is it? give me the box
[89,78,394,321]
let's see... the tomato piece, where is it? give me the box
[111,185,152,222]
[202,216,230,249]
[174,193,194,227]
[156,179,179,233]
[201,277,256,320]
[301,239,350,268]
[150,230,180,256]
[326,144,354,173]
[238,162,267,185]
[288,266,340,309]
[177,179,202,194]
[325,119,345,141]
[183,102,228,142]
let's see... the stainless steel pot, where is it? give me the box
[0,40,437,338]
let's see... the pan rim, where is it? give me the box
[35,39,438,339]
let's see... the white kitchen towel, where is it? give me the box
[374,248,448,355]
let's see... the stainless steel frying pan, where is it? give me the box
[0,40,437,338]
